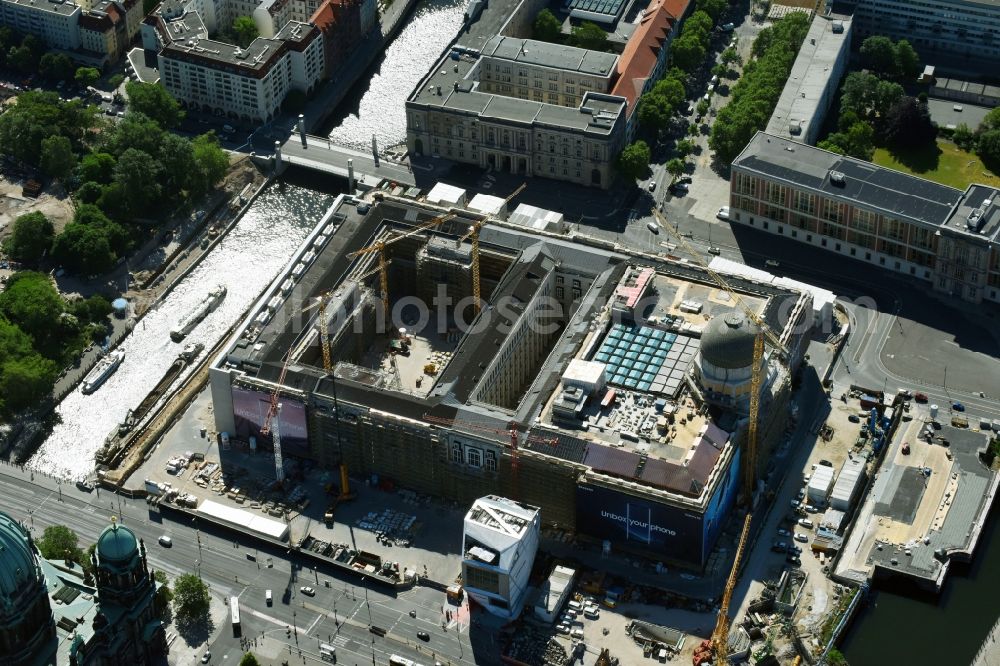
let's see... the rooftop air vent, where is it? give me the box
[829,171,846,185]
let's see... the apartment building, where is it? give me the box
[848,0,1000,66]
[157,19,322,122]
[406,42,626,189]
[477,36,617,109]
[0,0,81,50]
[729,132,1000,303]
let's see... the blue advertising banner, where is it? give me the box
[576,484,705,565]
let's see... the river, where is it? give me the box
[28,183,335,479]
[322,0,467,152]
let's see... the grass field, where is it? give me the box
[872,141,1000,191]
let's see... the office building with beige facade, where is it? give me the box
[406,37,627,189]
[729,132,1000,304]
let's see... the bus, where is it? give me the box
[230,596,241,636]
[388,657,416,666]
[319,644,336,662]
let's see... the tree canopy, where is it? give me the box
[173,574,211,625]
[0,91,97,166]
[233,16,260,48]
[570,21,609,51]
[75,67,100,89]
[36,525,84,563]
[883,96,936,148]
[532,9,562,42]
[818,121,875,160]
[123,81,185,129]
[41,135,77,181]
[709,12,810,163]
[695,0,727,21]
[859,36,921,81]
[0,272,66,350]
[239,654,261,666]
[617,141,651,181]
[3,212,54,264]
[839,71,905,131]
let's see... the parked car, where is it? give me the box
[300,586,316,596]
[717,206,730,220]
[647,180,656,192]
[158,536,172,547]
[848,414,860,423]
[647,221,659,234]
[777,528,791,537]
[677,175,693,184]
[771,541,788,553]
[798,519,814,530]
[790,499,801,509]
[786,554,801,566]
[915,392,929,403]
[670,182,689,193]
[556,624,570,635]
[708,246,722,255]
[952,402,965,412]
[796,489,805,501]
[721,22,735,31]
[794,533,808,543]
[819,459,833,467]
[787,544,803,555]
[201,651,211,663]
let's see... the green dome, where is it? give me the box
[96,522,139,563]
[0,511,41,600]
[700,312,759,370]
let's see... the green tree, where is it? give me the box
[40,135,76,181]
[239,654,261,666]
[666,158,685,178]
[695,0,726,21]
[840,71,904,129]
[696,98,710,116]
[819,121,875,160]
[78,152,117,184]
[75,67,101,89]
[884,96,936,148]
[952,123,975,151]
[36,525,83,562]
[0,316,57,415]
[570,21,608,51]
[827,648,848,666]
[158,133,198,194]
[977,129,1000,166]
[533,8,562,42]
[721,47,741,66]
[3,212,54,264]
[685,11,714,46]
[651,77,686,107]
[81,543,97,584]
[636,93,673,132]
[191,133,230,194]
[153,570,174,614]
[74,204,129,254]
[671,35,706,72]
[859,36,897,76]
[0,272,65,349]
[76,181,104,204]
[9,46,37,74]
[52,224,116,276]
[96,182,130,222]
[102,112,166,157]
[981,107,1000,131]
[233,16,259,48]
[0,91,98,166]
[173,573,211,625]
[113,148,164,215]
[123,81,184,128]
[617,140,651,180]
[108,73,125,89]
[70,294,113,326]
[39,53,75,82]
[676,138,695,156]
[894,39,921,81]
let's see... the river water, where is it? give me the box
[29,183,334,479]
[323,0,467,151]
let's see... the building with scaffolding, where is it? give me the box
[209,192,816,567]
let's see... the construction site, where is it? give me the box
[208,188,818,573]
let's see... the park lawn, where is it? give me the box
[872,141,999,191]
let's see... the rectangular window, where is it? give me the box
[485,451,497,472]
[451,444,463,463]
[464,565,500,594]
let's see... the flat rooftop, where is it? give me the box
[942,184,1000,242]
[481,36,618,77]
[408,47,625,136]
[466,496,539,538]
[837,412,998,589]
[5,0,79,16]
[765,15,851,141]
[733,132,965,229]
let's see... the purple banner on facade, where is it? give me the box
[231,387,309,457]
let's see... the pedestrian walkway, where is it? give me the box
[972,615,1000,666]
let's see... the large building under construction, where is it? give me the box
[209,193,815,568]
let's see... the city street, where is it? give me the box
[0,466,491,666]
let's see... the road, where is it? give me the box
[0,465,491,666]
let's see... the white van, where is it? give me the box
[265,590,272,606]
[567,600,582,612]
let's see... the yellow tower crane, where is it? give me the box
[347,211,457,318]
[651,208,788,499]
[458,183,527,314]
[708,513,752,666]
[304,261,390,371]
